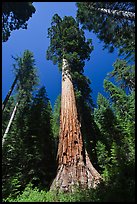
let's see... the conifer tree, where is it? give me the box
[93,75,135,201]
[2,50,38,148]
[27,86,56,189]
[47,14,101,192]
[2,50,38,199]
[76,2,135,60]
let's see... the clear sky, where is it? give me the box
[2,2,120,108]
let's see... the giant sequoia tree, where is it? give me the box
[47,14,101,192]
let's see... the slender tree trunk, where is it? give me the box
[2,102,19,147]
[2,75,18,111]
[96,7,135,20]
[87,3,135,20]
[50,59,101,192]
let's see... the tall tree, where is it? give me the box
[27,86,56,189]
[94,81,135,201]
[2,2,36,42]
[2,50,38,199]
[76,2,135,60]
[2,50,38,148]
[93,56,135,201]
[47,14,101,192]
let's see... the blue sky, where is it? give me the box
[2,2,120,108]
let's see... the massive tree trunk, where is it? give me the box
[2,102,19,147]
[50,59,101,192]
[2,75,18,111]
[86,3,135,20]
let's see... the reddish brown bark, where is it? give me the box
[50,59,101,192]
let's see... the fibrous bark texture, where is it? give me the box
[50,59,101,192]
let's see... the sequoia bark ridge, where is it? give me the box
[50,58,101,192]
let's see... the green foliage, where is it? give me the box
[46,14,93,71]
[4,180,135,202]
[3,9,135,202]
[27,86,56,188]
[93,71,135,201]
[2,49,40,198]
[107,59,135,92]
[76,2,135,61]
[2,86,56,200]
[13,50,39,101]
[51,95,61,153]
[103,79,134,124]
[2,2,36,42]
[2,50,56,200]
[47,13,95,169]
[4,183,47,202]
[2,183,103,202]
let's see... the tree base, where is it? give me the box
[50,151,101,192]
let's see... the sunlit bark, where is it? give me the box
[50,59,101,192]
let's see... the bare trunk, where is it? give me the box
[2,102,19,147]
[2,75,18,111]
[50,59,101,192]
[87,3,135,20]
[96,7,135,20]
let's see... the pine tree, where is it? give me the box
[76,2,135,60]
[2,50,38,148]
[93,78,135,201]
[47,14,101,192]
[2,50,38,199]
[27,86,56,189]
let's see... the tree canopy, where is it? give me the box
[2,3,135,202]
[76,2,135,60]
[2,2,36,42]
[46,14,93,71]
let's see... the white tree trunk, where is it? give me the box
[2,102,19,147]
[96,7,135,20]
[87,3,135,20]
